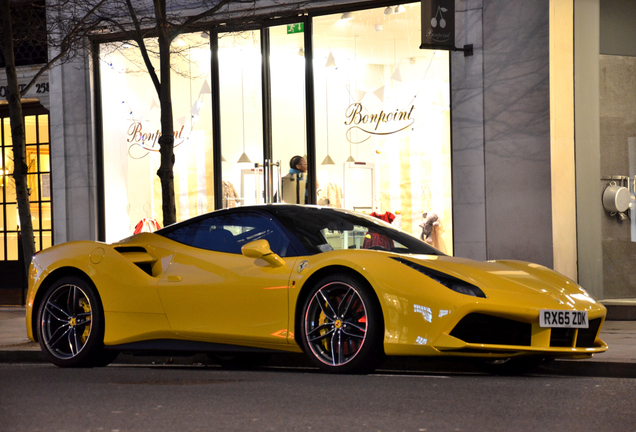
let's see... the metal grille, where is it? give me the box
[548,318,602,348]
[575,318,602,348]
[450,313,532,346]
[549,328,576,347]
[0,0,48,68]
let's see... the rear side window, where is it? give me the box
[190,213,292,257]
[161,220,201,246]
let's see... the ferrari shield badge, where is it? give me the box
[297,260,308,273]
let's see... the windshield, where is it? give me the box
[268,206,443,256]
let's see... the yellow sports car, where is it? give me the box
[26,205,607,373]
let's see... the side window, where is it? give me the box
[191,213,290,256]
[161,220,201,246]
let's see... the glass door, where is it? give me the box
[0,108,52,305]
[269,23,308,204]
[217,23,308,208]
[218,30,264,207]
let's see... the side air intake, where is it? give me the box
[114,246,158,276]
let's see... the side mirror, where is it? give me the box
[241,239,285,268]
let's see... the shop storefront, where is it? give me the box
[0,104,52,303]
[98,2,453,253]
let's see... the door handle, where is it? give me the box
[167,275,182,282]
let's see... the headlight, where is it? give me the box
[391,257,486,298]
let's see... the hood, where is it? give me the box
[401,255,599,310]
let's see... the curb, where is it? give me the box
[603,303,636,321]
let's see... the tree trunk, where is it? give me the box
[154,0,176,227]
[0,0,36,276]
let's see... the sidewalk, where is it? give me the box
[2,306,635,368]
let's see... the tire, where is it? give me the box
[94,350,120,367]
[477,356,545,375]
[36,275,110,368]
[299,273,384,374]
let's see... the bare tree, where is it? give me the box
[114,0,237,226]
[0,0,35,275]
[1,0,109,276]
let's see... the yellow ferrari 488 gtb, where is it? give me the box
[26,205,607,374]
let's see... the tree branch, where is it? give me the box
[18,0,109,96]
[124,0,161,96]
[173,0,234,36]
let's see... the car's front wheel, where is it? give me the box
[37,275,110,367]
[300,273,384,374]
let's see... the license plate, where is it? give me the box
[539,310,589,328]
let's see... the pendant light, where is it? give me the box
[340,11,354,22]
[237,56,251,164]
[322,78,335,165]
[346,36,358,163]
[322,154,335,165]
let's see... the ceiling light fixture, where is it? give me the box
[340,11,354,21]
[322,79,335,166]
[384,6,394,15]
[395,5,406,14]
[325,51,337,68]
[237,59,252,164]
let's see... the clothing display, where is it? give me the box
[281,173,307,204]
[362,211,395,249]
[134,218,161,234]
[222,180,240,208]
[319,181,343,208]
[419,211,447,253]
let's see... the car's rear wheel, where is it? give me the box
[37,276,111,368]
[300,273,384,374]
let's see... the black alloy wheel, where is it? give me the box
[37,275,114,367]
[300,273,384,374]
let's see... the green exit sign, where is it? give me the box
[287,23,304,34]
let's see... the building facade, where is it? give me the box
[1,0,634,303]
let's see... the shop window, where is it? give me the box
[38,115,49,144]
[312,4,452,253]
[25,116,37,144]
[100,34,213,242]
[269,25,308,195]
[218,30,264,207]
[0,111,52,262]
[98,3,452,253]
[6,233,17,260]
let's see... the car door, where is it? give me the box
[157,212,297,346]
